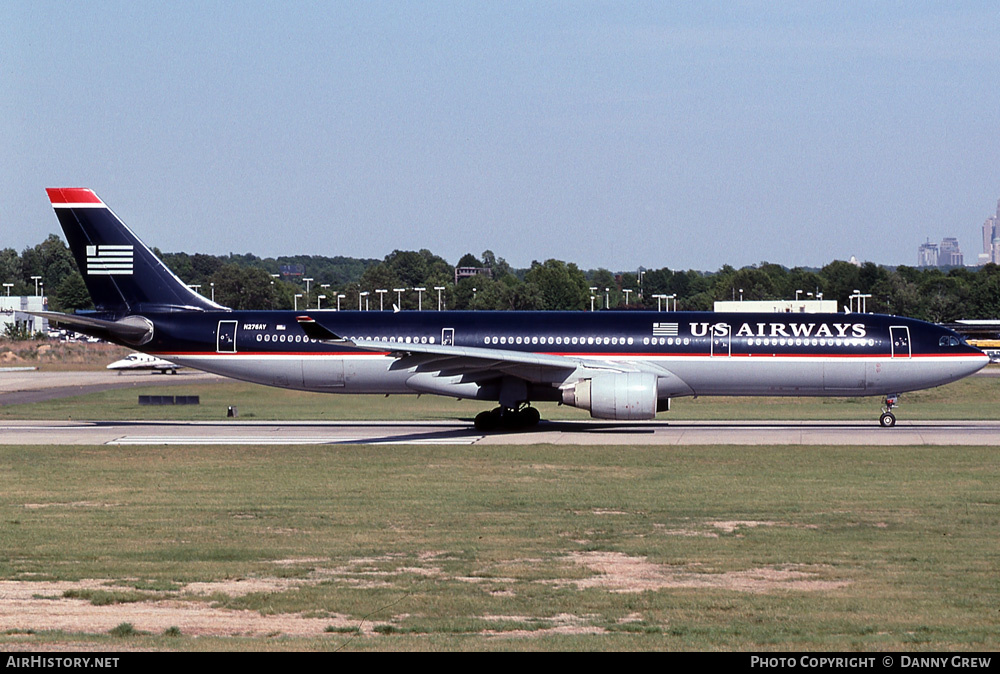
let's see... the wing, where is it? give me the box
[295,316,693,395]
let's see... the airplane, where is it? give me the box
[31,187,989,430]
[107,351,183,374]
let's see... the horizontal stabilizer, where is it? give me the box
[26,311,153,346]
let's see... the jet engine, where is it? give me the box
[561,372,659,420]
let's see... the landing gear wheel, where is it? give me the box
[519,406,540,428]
[880,394,900,428]
[474,410,500,431]
[474,405,541,432]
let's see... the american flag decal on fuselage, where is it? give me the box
[652,322,679,337]
[86,244,134,275]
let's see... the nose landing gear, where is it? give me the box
[879,395,899,427]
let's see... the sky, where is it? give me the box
[3,1,999,273]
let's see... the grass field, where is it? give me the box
[1,442,999,651]
[2,354,998,650]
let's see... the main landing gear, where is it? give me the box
[879,395,899,427]
[474,404,541,432]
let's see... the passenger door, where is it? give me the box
[890,326,911,358]
[217,320,238,353]
[710,324,731,357]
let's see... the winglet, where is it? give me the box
[296,315,352,343]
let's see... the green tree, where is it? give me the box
[818,260,865,309]
[21,234,77,293]
[51,272,93,312]
[208,264,279,310]
[920,274,969,323]
[589,268,618,309]
[0,248,24,294]
[524,259,589,310]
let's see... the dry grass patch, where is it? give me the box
[567,552,850,594]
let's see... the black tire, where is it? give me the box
[520,406,541,427]
[879,412,896,427]
[474,410,496,431]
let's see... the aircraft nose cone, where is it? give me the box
[965,351,991,376]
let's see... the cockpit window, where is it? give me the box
[939,335,963,347]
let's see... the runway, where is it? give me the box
[3,418,1000,446]
[3,368,1000,446]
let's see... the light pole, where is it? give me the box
[414,287,426,311]
[434,286,445,311]
[605,288,610,310]
[653,294,664,311]
[210,282,215,302]
[623,289,632,306]
[589,287,597,311]
[3,283,12,296]
[31,276,41,296]
[337,294,345,311]
[317,294,326,309]
[294,293,302,310]
[666,294,677,311]
[394,288,406,308]
[304,277,313,295]
[376,289,387,311]
[850,290,870,313]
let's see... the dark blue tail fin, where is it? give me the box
[47,188,225,316]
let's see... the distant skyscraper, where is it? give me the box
[917,239,939,267]
[939,237,963,267]
[981,198,1000,265]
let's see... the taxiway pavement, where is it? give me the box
[3,368,999,446]
[0,369,223,405]
[2,418,1000,446]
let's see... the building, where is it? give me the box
[454,266,492,285]
[0,296,48,336]
[917,239,938,267]
[939,238,964,266]
[979,198,1000,265]
[713,299,838,314]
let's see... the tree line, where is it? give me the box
[3,234,1000,323]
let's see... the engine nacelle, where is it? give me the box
[561,372,659,420]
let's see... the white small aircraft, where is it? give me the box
[107,352,182,374]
